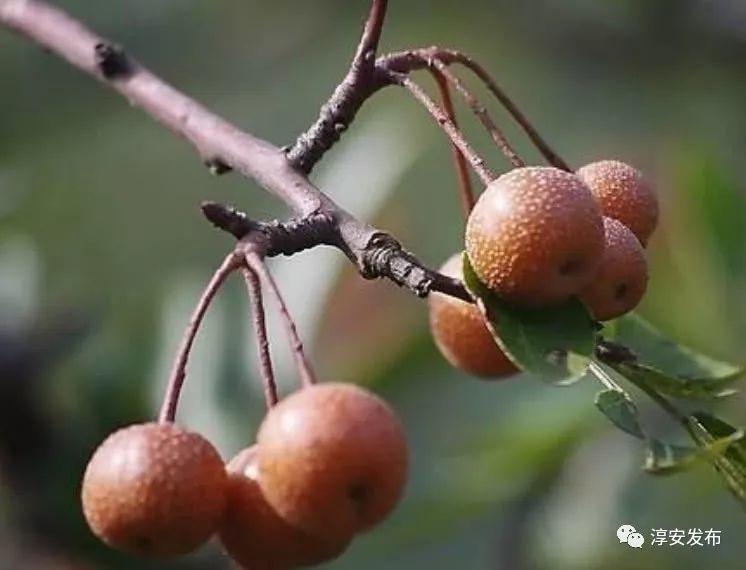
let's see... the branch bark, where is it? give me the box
[0,0,469,302]
[285,0,391,173]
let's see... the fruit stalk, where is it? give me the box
[388,71,495,184]
[244,251,317,388]
[159,252,240,423]
[379,48,571,171]
[440,49,571,170]
[429,68,476,216]
[241,266,279,408]
[431,59,525,169]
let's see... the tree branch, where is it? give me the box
[0,0,469,302]
[285,0,392,173]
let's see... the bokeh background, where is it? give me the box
[2,0,746,568]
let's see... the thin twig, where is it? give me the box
[244,252,317,388]
[285,0,391,172]
[241,266,279,408]
[353,0,388,64]
[429,68,476,216]
[431,59,525,169]
[385,70,495,185]
[158,252,239,423]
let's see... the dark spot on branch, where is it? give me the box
[93,42,132,80]
[204,158,232,175]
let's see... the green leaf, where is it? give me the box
[686,413,746,504]
[643,433,743,476]
[462,255,597,383]
[594,389,645,439]
[613,362,740,400]
[608,313,744,380]
[689,413,746,469]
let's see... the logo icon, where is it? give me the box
[617,524,636,543]
[627,532,645,548]
[617,524,645,548]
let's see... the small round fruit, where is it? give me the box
[465,166,605,306]
[81,422,227,558]
[576,160,658,246]
[580,217,648,321]
[219,446,350,569]
[257,383,408,542]
[428,253,518,378]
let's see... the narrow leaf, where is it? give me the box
[462,255,596,383]
[614,361,740,400]
[609,313,744,381]
[687,413,746,504]
[644,433,743,476]
[689,413,746,469]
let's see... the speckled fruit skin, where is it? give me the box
[576,160,658,246]
[465,166,605,306]
[81,422,227,558]
[219,446,350,569]
[428,253,518,378]
[257,383,408,543]
[580,217,648,321]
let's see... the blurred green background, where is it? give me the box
[1,0,745,568]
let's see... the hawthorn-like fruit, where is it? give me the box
[576,160,658,246]
[219,446,350,569]
[81,422,227,558]
[257,383,408,543]
[580,217,648,321]
[428,253,518,378]
[465,166,605,306]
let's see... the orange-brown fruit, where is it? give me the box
[81,422,227,558]
[257,383,408,543]
[576,160,659,246]
[219,446,350,569]
[580,217,648,321]
[428,253,518,378]
[465,166,605,306]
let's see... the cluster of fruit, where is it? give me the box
[81,383,408,568]
[429,160,659,378]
